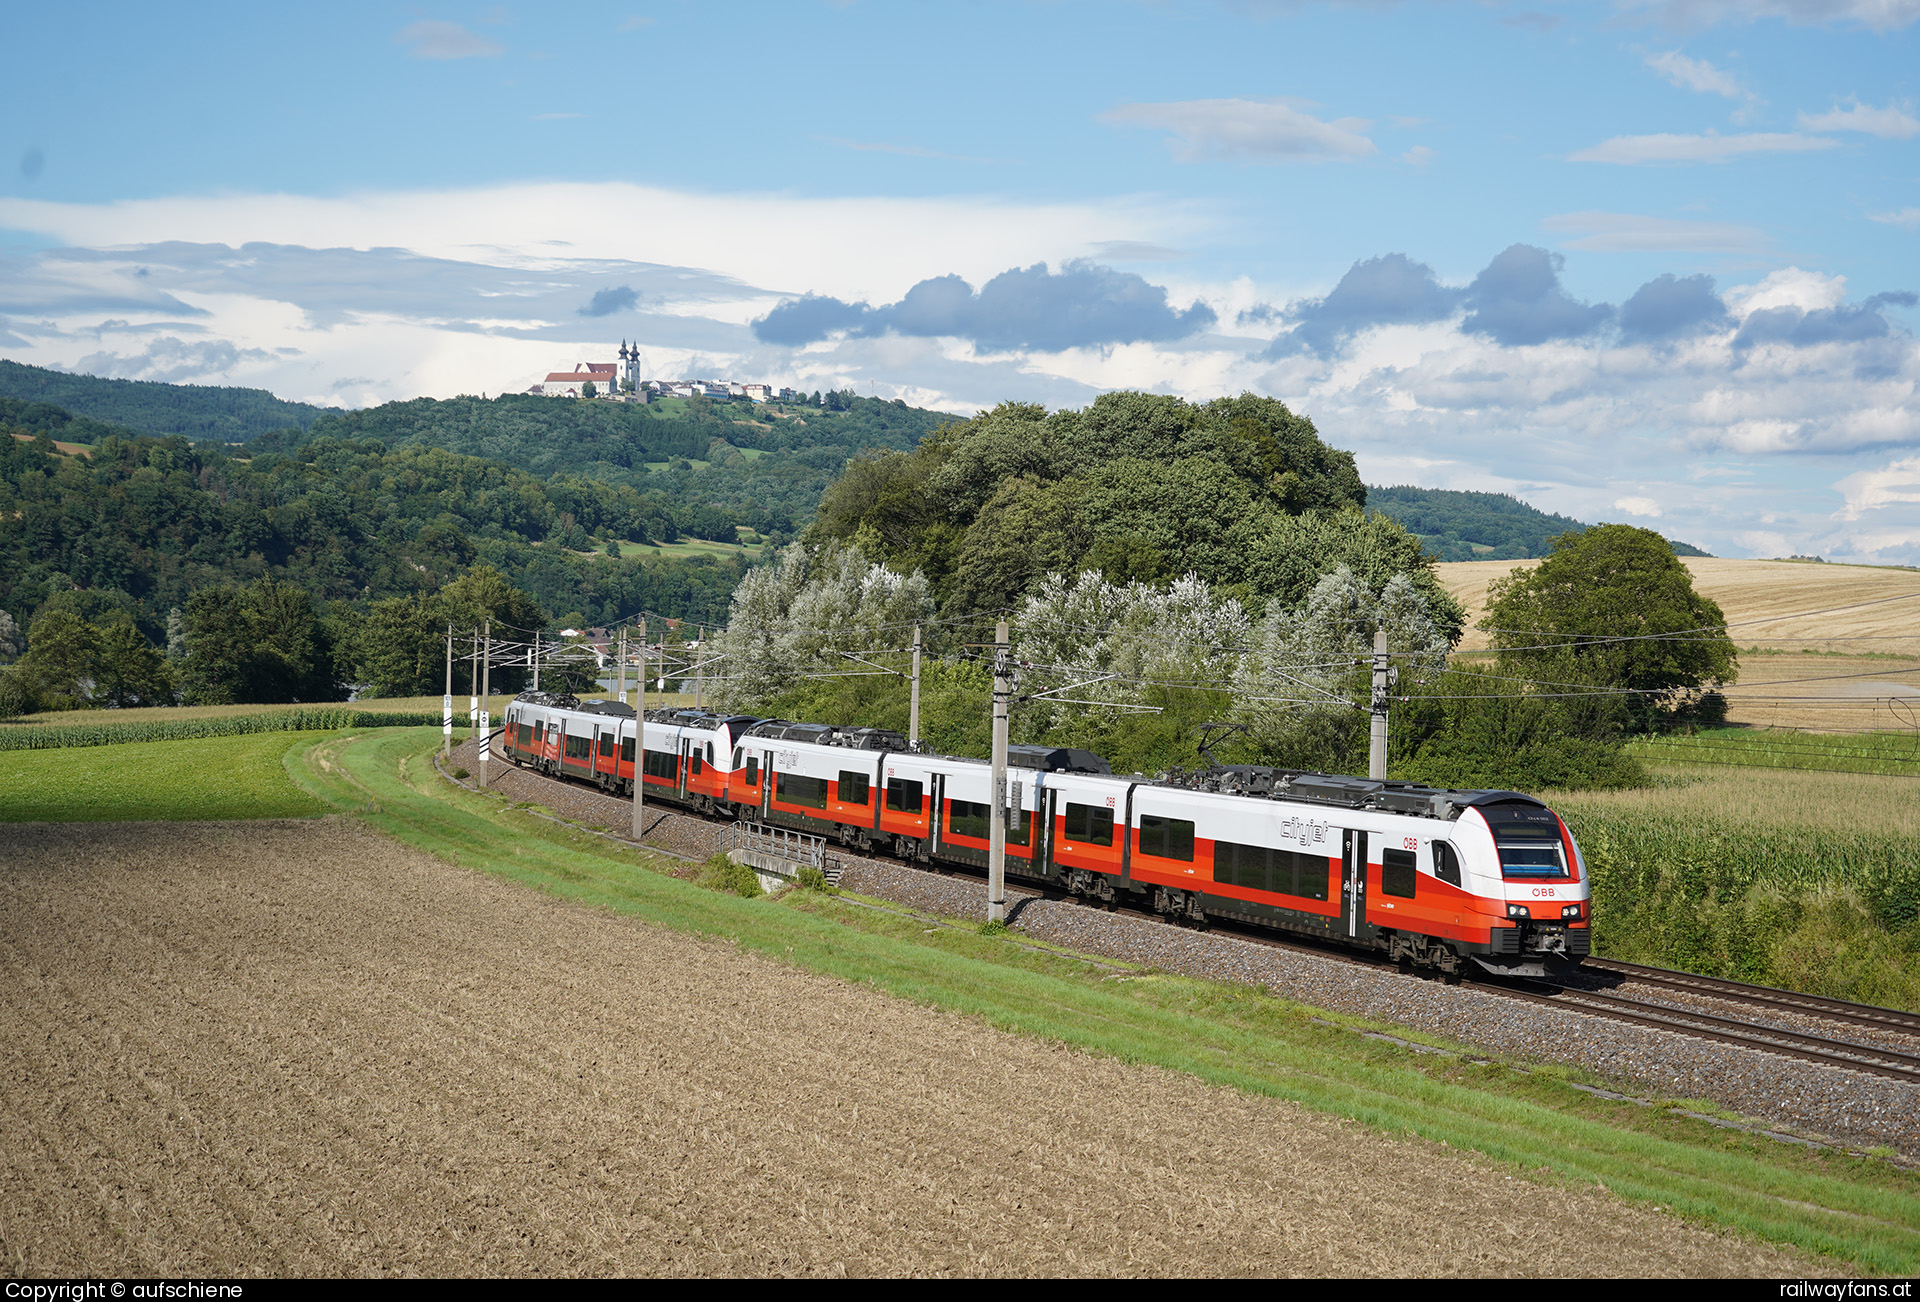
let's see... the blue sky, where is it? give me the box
[1,0,1916,561]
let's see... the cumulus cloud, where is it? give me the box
[1614,496,1665,517]
[71,337,272,384]
[1462,245,1612,345]
[1100,98,1376,162]
[1797,100,1920,138]
[1569,130,1837,163]
[1646,51,1746,97]
[1733,290,1917,350]
[1269,253,1460,357]
[395,21,504,60]
[1618,273,1731,340]
[1541,210,1768,252]
[578,285,639,317]
[751,261,1217,353]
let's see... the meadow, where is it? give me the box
[0,730,330,821]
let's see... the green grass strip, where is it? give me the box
[289,728,1920,1275]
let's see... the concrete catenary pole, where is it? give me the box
[479,618,493,788]
[988,617,1010,924]
[532,628,541,692]
[1369,626,1389,782]
[909,624,923,751]
[468,629,479,733]
[630,619,647,842]
[695,625,705,709]
[442,622,454,761]
[617,626,627,706]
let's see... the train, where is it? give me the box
[496,689,1591,979]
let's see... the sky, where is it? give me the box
[0,1,1916,563]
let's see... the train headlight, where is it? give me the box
[1506,904,1530,920]
[1561,903,1582,920]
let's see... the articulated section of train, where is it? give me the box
[500,690,1591,978]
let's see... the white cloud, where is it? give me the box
[1614,495,1666,516]
[1797,100,1920,138]
[1645,51,1746,98]
[1100,98,1376,163]
[394,21,504,60]
[0,182,1201,310]
[1835,455,1920,520]
[1542,209,1769,251]
[1869,207,1920,230]
[1723,265,1847,314]
[1617,0,1920,32]
[1400,145,1435,166]
[1569,130,1837,163]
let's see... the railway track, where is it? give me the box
[485,746,1920,1089]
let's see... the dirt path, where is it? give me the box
[0,820,1814,1277]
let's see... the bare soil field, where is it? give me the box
[0,819,1809,1277]
[1438,557,1920,730]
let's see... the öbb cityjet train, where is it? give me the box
[499,691,1590,977]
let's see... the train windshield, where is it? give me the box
[1479,803,1568,879]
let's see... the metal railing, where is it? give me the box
[726,821,844,884]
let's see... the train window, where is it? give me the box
[690,751,704,776]
[745,755,759,786]
[838,771,871,805]
[518,724,533,747]
[1009,806,1031,847]
[1382,848,1417,899]
[1283,848,1330,902]
[599,732,614,755]
[885,778,923,813]
[1213,840,1273,891]
[644,750,677,780]
[732,747,743,770]
[948,799,989,839]
[706,742,715,764]
[620,738,635,763]
[564,734,591,760]
[1432,841,1461,887]
[1138,815,1195,862]
[777,772,829,809]
[1481,803,1567,879]
[1063,803,1114,847]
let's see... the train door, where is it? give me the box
[759,749,773,819]
[1343,829,1369,938]
[929,772,946,857]
[1041,786,1060,878]
[677,736,690,799]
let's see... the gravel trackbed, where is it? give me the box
[0,819,1812,1277]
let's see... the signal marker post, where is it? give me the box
[988,617,1010,925]
[630,619,646,843]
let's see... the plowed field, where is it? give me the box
[0,819,1810,1277]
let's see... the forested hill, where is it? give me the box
[1367,485,1711,562]
[0,359,331,442]
[255,391,960,538]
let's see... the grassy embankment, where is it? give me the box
[0,730,331,821]
[257,725,1917,1273]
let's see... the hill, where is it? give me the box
[0,359,330,442]
[1367,485,1709,562]
[256,390,960,536]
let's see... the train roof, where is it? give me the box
[512,690,636,718]
[1156,764,1546,821]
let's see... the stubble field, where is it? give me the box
[0,817,1808,1278]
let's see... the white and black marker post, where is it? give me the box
[442,621,454,761]
[988,616,1010,924]
[1369,626,1390,781]
[630,618,646,842]
[531,628,541,692]
[468,629,479,734]
[478,618,492,789]
[909,623,923,751]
